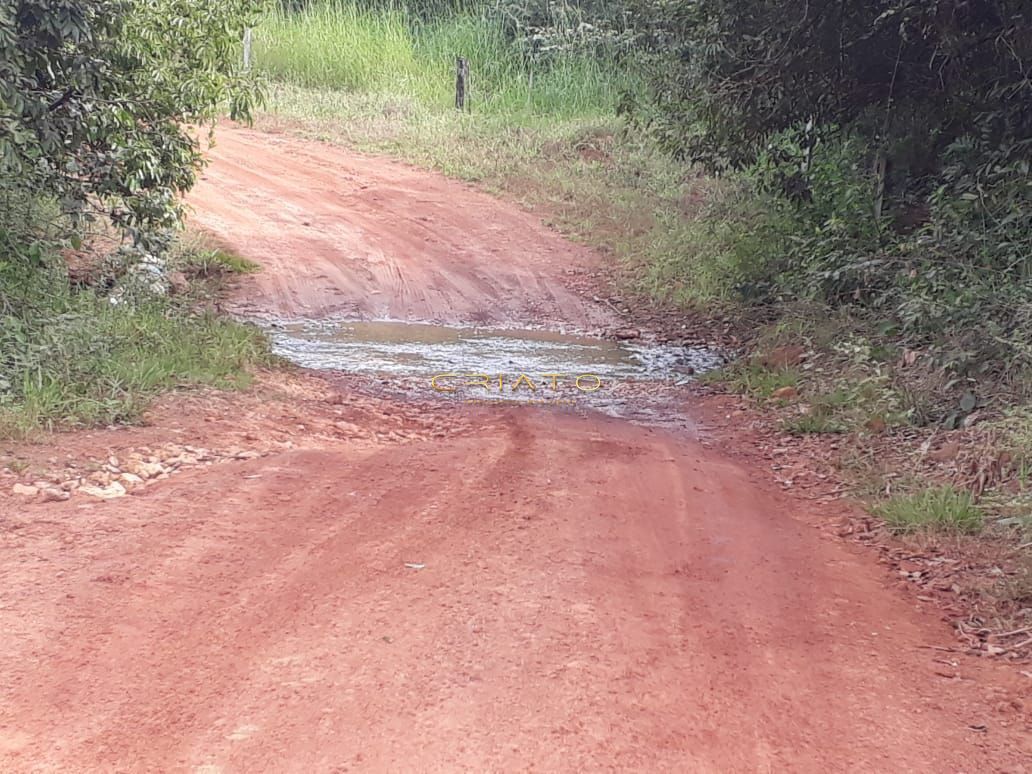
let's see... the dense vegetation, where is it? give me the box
[255,0,636,117]
[2,0,263,243]
[631,0,1032,382]
[0,0,269,435]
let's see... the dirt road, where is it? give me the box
[1,126,1029,772]
[189,128,611,329]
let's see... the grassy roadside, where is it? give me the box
[0,233,271,439]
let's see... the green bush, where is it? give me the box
[659,123,1032,390]
[1,0,263,248]
[617,0,1031,388]
[633,0,1031,179]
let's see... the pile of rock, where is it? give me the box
[6,443,269,504]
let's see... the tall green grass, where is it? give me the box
[253,2,635,118]
[255,4,422,93]
[0,248,271,439]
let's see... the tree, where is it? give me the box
[634,0,1032,184]
[0,0,263,248]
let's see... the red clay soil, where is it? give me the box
[188,127,612,329]
[0,125,1029,772]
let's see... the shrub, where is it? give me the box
[619,0,1031,383]
[1,0,263,248]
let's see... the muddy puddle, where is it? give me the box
[262,319,724,427]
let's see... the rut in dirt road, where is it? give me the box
[0,125,1029,773]
[2,411,1027,771]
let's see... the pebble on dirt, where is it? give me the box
[4,441,282,505]
[79,481,128,499]
[39,487,71,503]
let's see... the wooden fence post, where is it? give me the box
[455,56,469,112]
[243,27,253,71]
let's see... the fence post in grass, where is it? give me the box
[455,56,469,112]
[243,27,253,71]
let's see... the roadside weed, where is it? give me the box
[874,487,984,535]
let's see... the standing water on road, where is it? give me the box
[263,319,724,425]
[268,320,721,378]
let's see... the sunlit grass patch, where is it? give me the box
[874,486,984,535]
[252,2,637,119]
[182,247,261,278]
[781,412,848,435]
[700,362,800,399]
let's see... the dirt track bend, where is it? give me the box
[0,125,1029,772]
[190,127,612,328]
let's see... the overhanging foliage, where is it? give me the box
[635,0,1031,179]
[0,0,263,247]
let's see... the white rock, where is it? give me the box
[128,461,164,479]
[39,487,70,503]
[78,482,127,499]
[12,483,38,498]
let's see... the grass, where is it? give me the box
[253,2,638,119]
[879,487,985,535]
[0,239,271,439]
[703,315,915,437]
[700,361,800,399]
[180,246,261,278]
[782,413,848,435]
[256,4,423,94]
[977,409,1032,535]
[874,486,984,535]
